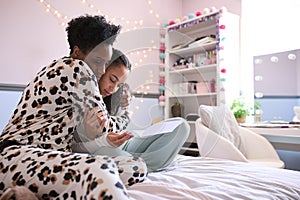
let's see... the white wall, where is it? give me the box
[241,0,300,99]
[0,90,23,132]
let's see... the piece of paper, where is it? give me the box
[130,119,182,138]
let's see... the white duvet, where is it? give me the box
[127,155,300,200]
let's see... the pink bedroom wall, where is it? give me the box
[0,0,182,88]
[0,0,240,93]
[181,0,241,16]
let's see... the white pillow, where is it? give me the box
[199,105,242,151]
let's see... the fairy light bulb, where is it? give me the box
[37,0,162,38]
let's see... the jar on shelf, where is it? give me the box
[188,81,197,94]
[210,79,216,92]
[171,102,182,117]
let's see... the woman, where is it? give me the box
[0,15,146,199]
[72,49,133,151]
[73,49,190,172]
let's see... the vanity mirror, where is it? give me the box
[241,0,300,123]
[253,49,300,122]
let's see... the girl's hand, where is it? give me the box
[106,132,133,147]
[84,106,107,139]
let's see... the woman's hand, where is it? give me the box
[84,106,107,139]
[106,132,133,147]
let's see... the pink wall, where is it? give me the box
[0,0,240,94]
[182,0,241,16]
[0,0,181,86]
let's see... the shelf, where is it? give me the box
[169,93,217,98]
[179,148,199,157]
[167,11,219,34]
[169,64,217,75]
[169,41,218,56]
[179,142,199,157]
[163,11,240,119]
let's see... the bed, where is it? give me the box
[1,86,300,199]
[127,155,300,200]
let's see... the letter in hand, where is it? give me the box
[106,132,133,147]
[83,106,107,139]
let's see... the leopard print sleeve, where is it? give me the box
[0,57,128,151]
[70,58,129,135]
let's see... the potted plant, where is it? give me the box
[171,102,182,117]
[230,96,250,123]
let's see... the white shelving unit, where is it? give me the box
[163,11,240,155]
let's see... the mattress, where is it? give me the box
[127,155,300,200]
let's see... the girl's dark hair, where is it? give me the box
[103,49,131,115]
[104,87,123,115]
[66,15,121,54]
[106,49,131,71]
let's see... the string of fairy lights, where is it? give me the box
[37,0,161,30]
[36,0,162,112]
[36,1,226,114]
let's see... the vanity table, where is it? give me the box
[241,123,300,170]
[244,124,300,151]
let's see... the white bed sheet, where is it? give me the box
[127,155,300,200]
